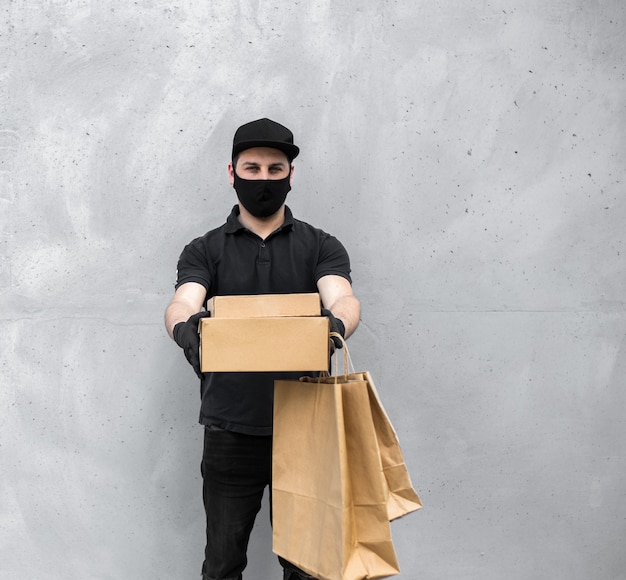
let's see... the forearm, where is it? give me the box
[164,282,207,339]
[317,275,360,338]
[165,301,196,339]
[325,294,360,338]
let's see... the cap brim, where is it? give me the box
[232,140,300,160]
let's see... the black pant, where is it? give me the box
[201,426,314,580]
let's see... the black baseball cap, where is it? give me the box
[231,118,300,161]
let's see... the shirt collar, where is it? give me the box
[225,205,295,235]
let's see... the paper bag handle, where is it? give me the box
[329,332,355,379]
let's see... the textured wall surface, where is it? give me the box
[2,1,625,579]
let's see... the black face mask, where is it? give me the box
[233,171,291,218]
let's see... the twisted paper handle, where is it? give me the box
[329,332,356,379]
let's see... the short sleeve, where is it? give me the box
[314,233,352,284]
[175,238,212,291]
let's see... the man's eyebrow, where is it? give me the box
[240,160,288,169]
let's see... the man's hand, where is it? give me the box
[322,308,345,350]
[173,311,212,379]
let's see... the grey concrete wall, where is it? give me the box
[2,1,625,579]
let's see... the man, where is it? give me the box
[164,118,360,580]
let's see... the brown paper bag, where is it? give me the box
[272,340,421,580]
[301,370,422,522]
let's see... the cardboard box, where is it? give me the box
[200,293,329,372]
[206,293,321,318]
[200,317,329,372]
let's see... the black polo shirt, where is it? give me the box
[175,205,352,435]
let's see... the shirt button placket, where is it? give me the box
[258,241,270,265]
[257,240,271,292]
